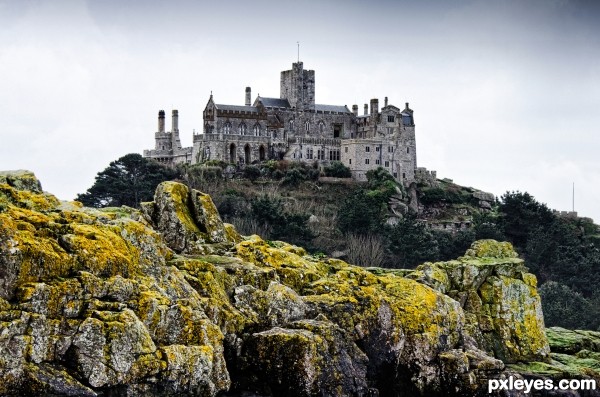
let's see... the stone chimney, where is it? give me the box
[245,87,251,106]
[370,98,379,118]
[364,104,368,115]
[405,102,410,110]
[172,110,179,132]
[158,110,165,133]
[352,104,358,116]
[384,97,388,107]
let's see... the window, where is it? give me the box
[305,121,310,133]
[375,159,380,165]
[289,120,294,130]
[344,147,348,153]
[407,147,410,153]
[376,146,380,152]
[387,115,395,123]
[388,146,394,153]
[239,123,247,135]
[393,172,397,178]
[365,146,370,152]
[307,148,313,159]
[365,159,370,165]
[224,122,232,134]
[349,159,352,164]
[385,161,389,167]
[403,173,406,179]
[253,124,260,135]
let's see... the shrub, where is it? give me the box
[243,165,261,181]
[324,161,351,178]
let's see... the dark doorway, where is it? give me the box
[333,124,342,138]
[229,143,236,163]
[259,145,266,161]
[244,144,251,165]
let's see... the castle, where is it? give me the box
[144,61,418,184]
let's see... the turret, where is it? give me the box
[245,87,251,106]
[364,104,368,115]
[352,104,358,116]
[370,98,379,118]
[158,110,165,133]
[172,110,179,132]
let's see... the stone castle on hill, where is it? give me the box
[143,61,423,185]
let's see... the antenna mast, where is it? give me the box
[297,41,300,62]
[572,182,575,212]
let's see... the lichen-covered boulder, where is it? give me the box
[142,181,234,253]
[406,240,550,363]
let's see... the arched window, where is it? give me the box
[224,122,232,134]
[229,143,236,163]
[253,123,260,136]
[244,144,251,164]
[319,122,324,133]
[289,120,294,131]
[305,121,310,133]
[239,123,247,135]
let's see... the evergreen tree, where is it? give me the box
[77,153,179,208]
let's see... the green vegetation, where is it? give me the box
[323,161,351,178]
[76,153,179,208]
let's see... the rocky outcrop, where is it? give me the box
[0,171,556,396]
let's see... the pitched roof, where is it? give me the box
[315,104,351,113]
[214,104,258,113]
[257,97,291,108]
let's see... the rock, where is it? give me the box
[0,171,567,396]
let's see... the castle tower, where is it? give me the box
[158,110,165,133]
[172,110,179,132]
[280,62,315,110]
[155,110,171,151]
[245,87,251,106]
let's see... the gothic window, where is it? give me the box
[319,122,324,133]
[289,120,294,130]
[224,122,232,134]
[365,146,370,152]
[239,123,247,135]
[305,121,310,133]
[387,115,395,123]
[365,159,370,165]
[253,124,260,136]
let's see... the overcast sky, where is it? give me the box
[1,0,599,222]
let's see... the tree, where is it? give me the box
[385,214,439,268]
[77,153,179,208]
[251,195,315,248]
[497,191,555,249]
[324,161,351,178]
[539,281,600,330]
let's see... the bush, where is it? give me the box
[243,165,261,181]
[324,161,351,178]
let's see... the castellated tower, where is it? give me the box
[154,110,172,151]
[280,62,315,110]
[144,109,192,165]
